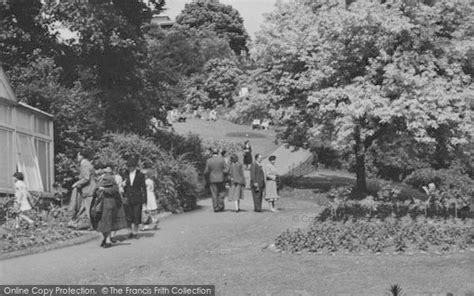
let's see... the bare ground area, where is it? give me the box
[1,188,473,295]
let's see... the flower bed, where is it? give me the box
[0,203,86,254]
[274,217,473,254]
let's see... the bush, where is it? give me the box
[91,133,202,213]
[275,217,473,254]
[404,168,474,198]
[320,183,472,221]
[150,129,205,172]
[404,168,474,213]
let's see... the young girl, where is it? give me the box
[142,170,159,230]
[12,172,34,228]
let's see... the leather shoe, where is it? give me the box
[103,243,112,248]
[100,240,106,247]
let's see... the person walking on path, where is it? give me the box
[250,154,265,212]
[123,156,147,239]
[204,148,229,212]
[69,150,96,228]
[92,172,128,248]
[142,169,159,231]
[243,140,252,170]
[221,149,230,199]
[12,172,34,228]
[265,155,280,212]
[228,154,245,212]
[105,166,126,242]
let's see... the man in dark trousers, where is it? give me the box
[250,153,265,212]
[123,156,146,239]
[204,148,229,212]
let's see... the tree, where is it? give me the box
[7,56,104,156]
[176,0,249,56]
[253,0,474,196]
[185,58,243,108]
[41,0,166,133]
[0,0,57,70]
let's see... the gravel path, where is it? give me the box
[1,190,473,295]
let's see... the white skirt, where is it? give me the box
[144,191,158,211]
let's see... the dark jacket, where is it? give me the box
[123,169,146,205]
[204,155,229,183]
[250,162,265,189]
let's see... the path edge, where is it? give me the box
[0,212,173,261]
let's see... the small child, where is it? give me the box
[142,170,159,230]
[12,172,34,228]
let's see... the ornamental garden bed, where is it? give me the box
[0,198,91,256]
[274,217,473,255]
[273,184,474,255]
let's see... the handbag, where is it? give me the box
[90,190,104,217]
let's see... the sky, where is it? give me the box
[161,0,280,38]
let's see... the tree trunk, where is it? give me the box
[353,125,367,199]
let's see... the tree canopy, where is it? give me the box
[253,0,474,195]
[176,0,249,56]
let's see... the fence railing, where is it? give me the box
[286,154,315,177]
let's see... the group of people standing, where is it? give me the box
[69,151,159,248]
[204,140,280,213]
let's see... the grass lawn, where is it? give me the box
[172,118,279,157]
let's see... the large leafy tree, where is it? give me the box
[143,25,234,107]
[41,0,166,133]
[184,58,243,108]
[0,0,57,70]
[253,0,474,195]
[175,0,249,56]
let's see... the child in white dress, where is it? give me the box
[142,170,159,230]
[13,172,34,228]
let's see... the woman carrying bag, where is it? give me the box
[91,171,127,248]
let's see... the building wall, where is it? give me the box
[0,99,54,195]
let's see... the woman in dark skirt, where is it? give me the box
[243,140,252,169]
[91,173,128,248]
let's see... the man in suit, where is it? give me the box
[70,150,96,227]
[204,148,229,212]
[250,153,265,212]
[123,156,147,239]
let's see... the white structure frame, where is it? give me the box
[0,67,54,196]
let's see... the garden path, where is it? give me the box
[1,119,473,295]
[1,191,472,295]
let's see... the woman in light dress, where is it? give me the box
[264,155,280,212]
[12,172,34,228]
[228,154,245,212]
[142,170,159,230]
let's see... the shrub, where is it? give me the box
[404,168,474,213]
[92,133,165,169]
[153,154,202,213]
[150,129,205,171]
[318,183,471,220]
[91,133,202,213]
[404,168,474,198]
